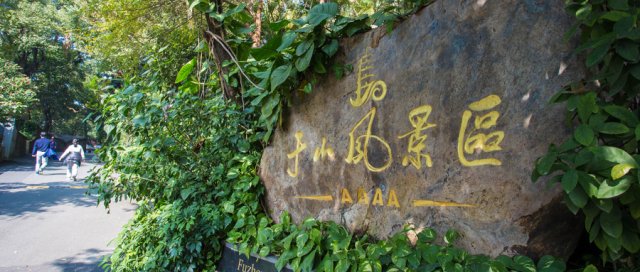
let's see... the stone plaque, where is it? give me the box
[260,0,583,258]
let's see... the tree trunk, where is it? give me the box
[249,0,263,48]
[204,0,240,102]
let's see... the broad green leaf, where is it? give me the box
[574,124,595,146]
[295,47,314,71]
[295,40,313,56]
[622,229,640,253]
[270,64,292,91]
[615,40,639,61]
[277,32,297,52]
[444,230,459,244]
[599,207,622,238]
[598,122,630,134]
[609,0,629,10]
[611,163,634,180]
[630,63,640,80]
[322,39,339,56]
[562,169,578,192]
[307,3,338,26]
[569,187,588,208]
[601,11,630,21]
[536,152,557,175]
[335,259,350,272]
[603,105,639,126]
[512,255,536,272]
[583,264,598,272]
[269,20,290,31]
[591,146,638,166]
[597,177,632,198]
[259,246,270,257]
[636,126,640,140]
[577,92,597,123]
[175,59,196,83]
[587,42,610,67]
[536,255,565,272]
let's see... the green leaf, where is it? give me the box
[574,125,595,146]
[536,255,565,272]
[569,187,588,208]
[609,0,629,10]
[307,3,338,26]
[611,163,635,180]
[622,228,640,253]
[597,177,632,198]
[175,59,196,83]
[277,32,297,52]
[300,249,316,272]
[601,11,630,21]
[180,187,195,200]
[335,259,350,272]
[630,63,640,80]
[270,64,292,92]
[587,42,610,67]
[259,246,270,257]
[562,169,578,192]
[322,39,339,56]
[296,40,314,56]
[512,255,536,272]
[269,20,290,31]
[536,152,557,175]
[598,122,630,134]
[599,207,622,238]
[591,146,638,166]
[444,230,459,244]
[583,264,598,272]
[615,40,639,61]
[603,105,639,127]
[295,47,314,72]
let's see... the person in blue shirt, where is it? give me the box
[32,132,51,175]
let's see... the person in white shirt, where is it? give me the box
[59,139,85,181]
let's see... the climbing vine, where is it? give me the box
[534,0,640,265]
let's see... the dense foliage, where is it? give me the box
[0,58,36,121]
[534,0,640,266]
[0,0,90,136]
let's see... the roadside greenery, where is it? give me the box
[0,0,90,136]
[84,0,628,271]
[0,58,36,121]
[534,0,640,267]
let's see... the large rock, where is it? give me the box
[260,0,583,258]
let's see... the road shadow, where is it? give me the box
[0,187,98,217]
[0,162,33,175]
[51,248,109,272]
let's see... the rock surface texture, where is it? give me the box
[260,0,584,258]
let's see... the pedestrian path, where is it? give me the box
[0,156,135,271]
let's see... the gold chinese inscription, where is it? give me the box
[350,48,387,107]
[287,131,307,177]
[457,95,505,167]
[398,105,437,169]
[344,107,393,172]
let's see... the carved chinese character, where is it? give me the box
[457,95,505,167]
[345,107,393,172]
[313,137,335,162]
[398,105,437,169]
[287,131,307,177]
[350,48,387,107]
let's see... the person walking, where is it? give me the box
[31,132,51,175]
[59,139,85,181]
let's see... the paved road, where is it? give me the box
[0,157,136,271]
